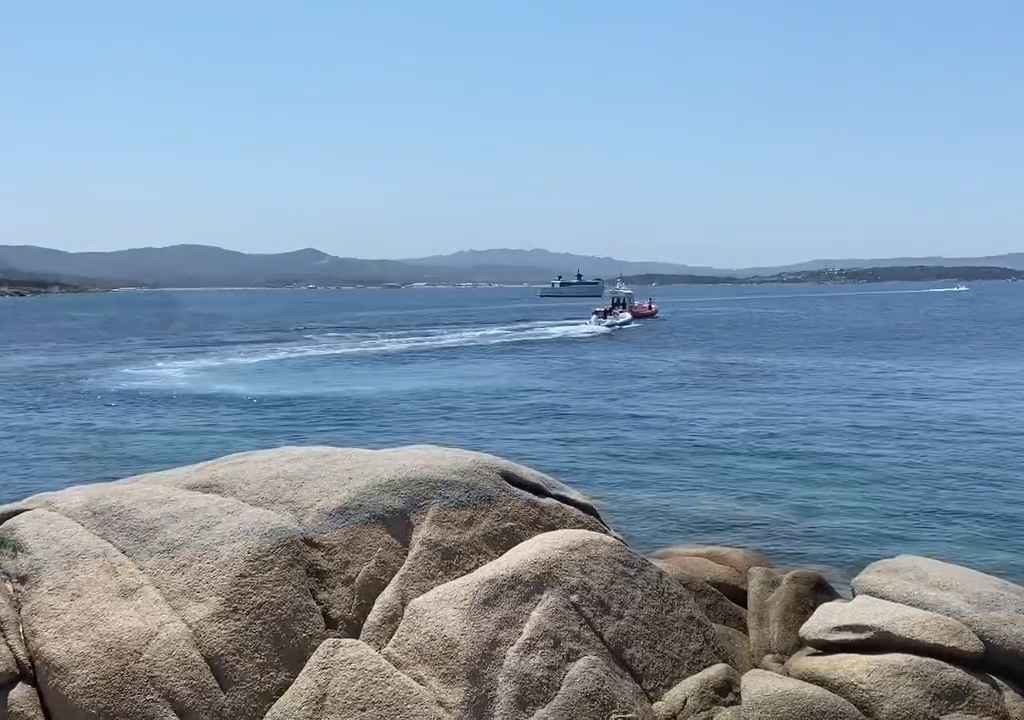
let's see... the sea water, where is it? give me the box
[1,282,1022,583]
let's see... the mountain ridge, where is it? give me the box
[1,243,1022,287]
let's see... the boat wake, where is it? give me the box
[117,319,611,387]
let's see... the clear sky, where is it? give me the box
[3,2,1021,266]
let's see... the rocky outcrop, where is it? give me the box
[384,529,726,719]
[748,568,839,664]
[1,445,1024,720]
[0,446,610,720]
[854,555,1024,681]
[800,594,986,661]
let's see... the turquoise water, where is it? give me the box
[2,282,1022,582]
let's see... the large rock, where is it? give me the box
[853,555,1024,680]
[0,446,609,720]
[651,546,772,607]
[652,663,740,719]
[788,652,1010,720]
[652,546,773,575]
[263,639,450,720]
[747,568,839,663]
[651,554,748,606]
[381,529,726,719]
[739,669,866,720]
[800,594,985,661]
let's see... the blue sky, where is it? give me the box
[2,2,1021,266]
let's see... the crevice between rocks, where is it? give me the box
[497,469,608,530]
[355,514,417,648]
[567,595,652,703]
[299,510,416,645]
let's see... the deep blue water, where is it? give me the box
[2,282,1022,583]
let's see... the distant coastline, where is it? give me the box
[622,265,1023,287]
[2,243,1023,291]
[4,265,1021,296]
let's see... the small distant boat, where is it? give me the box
[953,284,969,292]
[539,270,605,298]
[587,309,633,327]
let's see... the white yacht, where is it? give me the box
[538,270,605,298]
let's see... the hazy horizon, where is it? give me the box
[4,3,1022,267]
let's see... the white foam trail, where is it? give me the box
[119,319,611,384]
[664,286,973,304]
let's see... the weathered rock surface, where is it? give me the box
[788,652,1010,720]
[997,677,1024,720]
[713,707,741,720]
[0,446,609,720]
[651,553,748,606]
[2,682,46,720]
[0,641,17,688]
[756,654,788,675]
[739,669,866,720]
[383,529,726,719]
[800,594,986,661]
[0,584,31,684]
[652,663,740,720]
[714,625,753,674]
[263,638,450,720]
[530,653,655,720]
[853,555,1024,680]
[748,567,839,663]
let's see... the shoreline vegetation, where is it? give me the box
[2,264,1021,296]
[0,277,94,297]
[1,445,1021,719]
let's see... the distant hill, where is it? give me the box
[2,244,1023,288]
[0,245,443,288]
[408,248,720,279]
